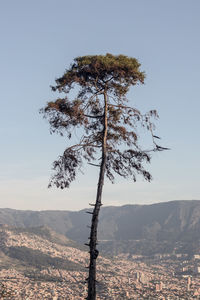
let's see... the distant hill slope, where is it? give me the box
[0,200,200,255]
[0,225,87,272]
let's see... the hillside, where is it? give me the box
[0,225,152,299]
[0,225,85,271]
[0,200,200,256]
[0,225,118,298]
[0,224,199,299]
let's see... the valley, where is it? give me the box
[0,223,200,299]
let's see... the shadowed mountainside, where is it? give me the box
[0,200,200,255]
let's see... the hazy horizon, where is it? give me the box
[0,199,199,212]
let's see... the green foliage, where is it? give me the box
[41,53,163,189]
[52,53,145,97]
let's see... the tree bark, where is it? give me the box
[87,91,108,300]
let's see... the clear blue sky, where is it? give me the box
[0,0,199,210]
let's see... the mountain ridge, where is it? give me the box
[0,200,200,256]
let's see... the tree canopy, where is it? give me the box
[41,54,162,190]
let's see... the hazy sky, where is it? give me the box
[0,0,199,210]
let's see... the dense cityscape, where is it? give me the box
[0,227,200,299]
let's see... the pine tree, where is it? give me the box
[41,53,166,300]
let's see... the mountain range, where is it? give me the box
[0,200,200,256]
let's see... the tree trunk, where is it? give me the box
[87,91,108,300]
